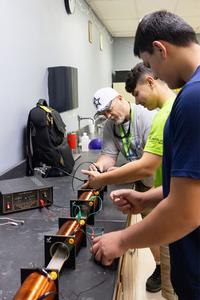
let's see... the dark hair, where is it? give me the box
[125,62,154,93]
[134,10,198,56]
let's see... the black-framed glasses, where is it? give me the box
[101,97,119,116]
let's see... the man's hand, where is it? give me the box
[81,169,103,189]
[88,163,102,172]
[110,189,145,214]
[81,180,91,189]
[90,230,126,266]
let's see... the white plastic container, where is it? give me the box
[81,132,90,152]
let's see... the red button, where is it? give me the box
[39,199,45,207]
[6,203,11,210]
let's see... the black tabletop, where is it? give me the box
[0,151,127,300]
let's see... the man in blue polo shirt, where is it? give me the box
[90,10,200,300]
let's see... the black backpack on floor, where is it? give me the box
[26,99,75,177]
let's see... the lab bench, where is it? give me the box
[0,151,138,300]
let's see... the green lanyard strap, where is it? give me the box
[119,108,134,158]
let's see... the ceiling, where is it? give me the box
[85,0,200,37]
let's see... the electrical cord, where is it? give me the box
[71,181,85,192]
[44,166,85,183]
[66,278,107,300]
[44,161,98,192]
[89,162,102,173]
[59,277,107,300]
[0,217,24,227]
[87,195,103,218]
[0,222,19,226]
[71,161,98,191]
[73,161,107,192]
[77,278,107,299]
[36,268,51,279]
[71,195,103,222]
[37,291,57,300]
[81,226,104,248]
[39,160,102,192]
[36,269,58,300]
[71,203,82,221]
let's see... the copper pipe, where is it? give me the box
[13,271,56,300]
[46,220,84,271]
[79,191,95,200]
[56,219,81,236]
[79,190,99,210]
[56,219,84,250]
[13,190,101,299]
[13,221,83,299]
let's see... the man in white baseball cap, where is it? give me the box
[90,86,156,179]
[87,85,159,290]
[93,87,119,116]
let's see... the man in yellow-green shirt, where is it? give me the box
[144,99,174,188]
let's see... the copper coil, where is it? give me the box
[56,219,80,236]
[79,191,95,201]
[13,191,100,299]
[79,190,99,210]
[13,271,56,300]
[56,220,83,250]
[56,190,99,238]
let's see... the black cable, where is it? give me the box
[76,278,107,299]
[74,181,85,191]
[36,268,49,277]
[59,278,107,300]
[45,166,85,182]
[37,291,57,300]
[89,163,102,173]
[35,269,58,300]
[71,161,97,191]
[44,161,101,192]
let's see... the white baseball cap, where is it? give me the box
[93,87,119,116]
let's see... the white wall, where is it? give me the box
[0,0,113,174]
[113,37,141,71]
[113,35,200,72]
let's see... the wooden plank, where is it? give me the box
[113,215,138,300]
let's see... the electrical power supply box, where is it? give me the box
[0,176,53,214]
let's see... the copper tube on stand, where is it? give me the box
[47,191,98,272]
[13,271,56,300]
[13,190,99,300]
[79,190,99,209]
[13,219,84,300]
[79,191,95,200]
[47,219,84,271]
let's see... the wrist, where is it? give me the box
[130,189,147,211]
[140,192,149,210]
[99,172,107,186]
[119,229,129,253]
[141,187,162,209]
[120,228,133,252]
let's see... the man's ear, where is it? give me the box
[146,76,155,87]
[152,41,167,59]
